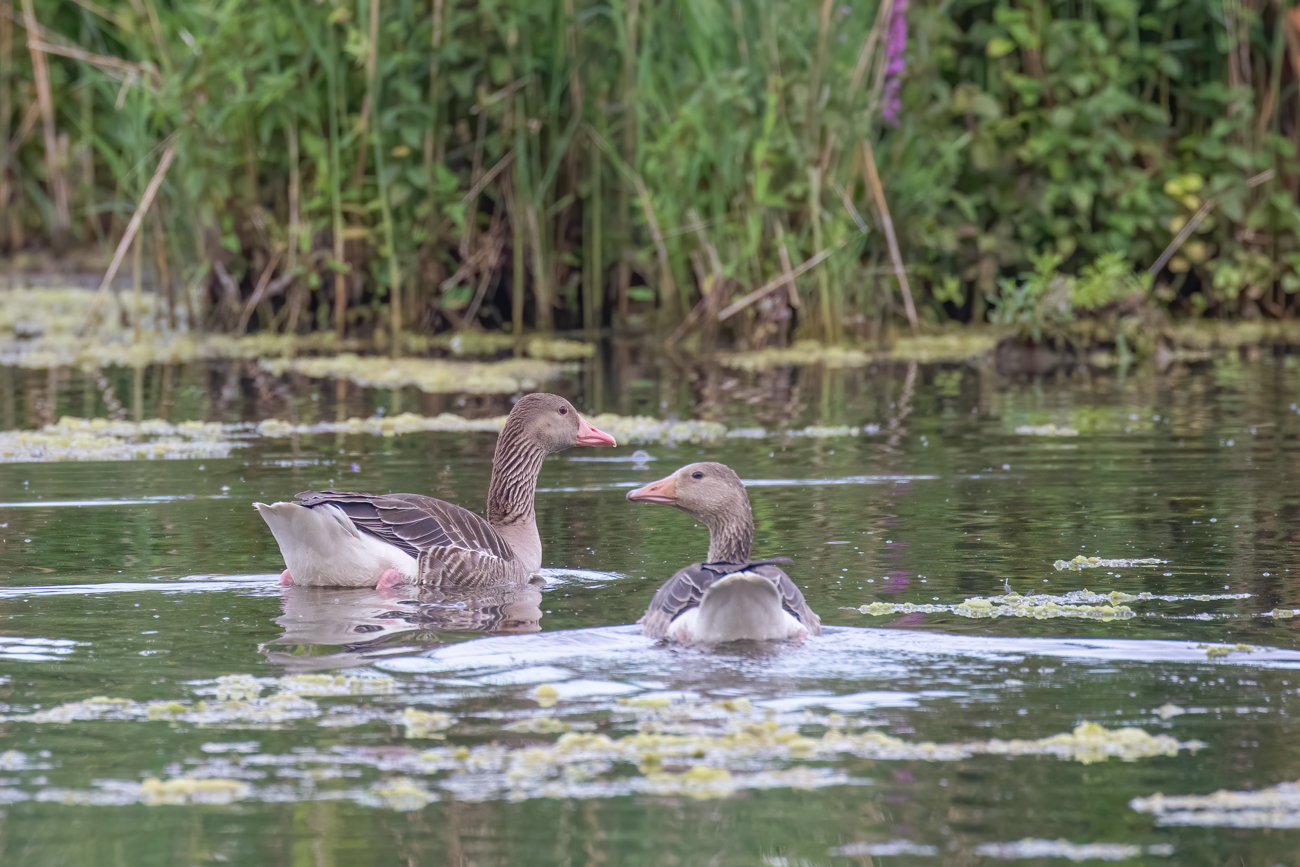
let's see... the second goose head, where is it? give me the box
[626,461,753,564]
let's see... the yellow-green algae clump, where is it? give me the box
[858,590,1137,621]
[1132,779,1300,828]
[1014,423,1080,436]
[719,332,998,371]
[258,354,572,394]
[1,417,237,463]
[403,709,454,738]
[1053,555,1167,571]
[139,777,251,806]
[1198,643,1258,659]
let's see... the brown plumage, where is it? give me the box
[255,393,616,588]
[627,461,821,643]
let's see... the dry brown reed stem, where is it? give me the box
[461,150,515,207]
[351,0,382,187]
[849,0,893,95]
[19,0,69,239]
[131,223,142,341]
[4,101,37,163]
[150,209,173,329]
[807,0,835,144]
[67,0,131,32]
[526,202,552,331]
[236,248,284,334]
[1285,11,1300,122]
[860,139,918,336]
[286,122,300,274]
[78,139,176,335]
[1,0,11,235]
[662,209,724,347]
[1148,168,1276,276]
[776,221,801,309]
[717,241,845,321]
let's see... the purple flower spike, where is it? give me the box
[881,0,909,126]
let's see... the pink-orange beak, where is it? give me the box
[576,414,617,447]
[626,473,677,504]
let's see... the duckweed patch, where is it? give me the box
[1014,423,1079,436]
[856,588,1254,622]
[972,839,1174,860]
[258,354,572,394]
[1131,780,1300,828]
[719,333,999,371]
[1053,556,1168,571]
[1,417,238,462]
[2,679,1204,809]
[3,409,901,462]
[858,591,1138,621]
[419,332,595,360]
[1198,643,1259,659]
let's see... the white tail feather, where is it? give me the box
[669,571,806,644]
[254,502,417,588]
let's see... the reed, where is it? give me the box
[4,0,1300,346]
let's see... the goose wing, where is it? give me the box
[637,558,819,639]
[295,490,514,562]
[761,563,822,636]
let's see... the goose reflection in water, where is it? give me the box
[260,579,544,669]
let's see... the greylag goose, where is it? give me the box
[255,393,615,588]
[626,461,821,644]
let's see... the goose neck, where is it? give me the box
[704,507,754,564]
[487,421,548,527]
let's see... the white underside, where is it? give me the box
[254,502,418,587]
[669,571,807,644]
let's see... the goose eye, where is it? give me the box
[559,406,568,415]
[691,471,704,479]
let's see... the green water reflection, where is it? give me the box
[2,352,1300,864]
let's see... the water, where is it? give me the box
[3,351,1300,865]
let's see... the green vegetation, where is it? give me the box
[3,0,1300,348]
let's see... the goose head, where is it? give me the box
[507,393,616,452]
[627,461,753,562]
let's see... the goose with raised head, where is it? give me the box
[255,393,616,588]
[626,461,821,644]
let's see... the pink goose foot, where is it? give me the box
[279,569,294,586]
[376,568,404,592]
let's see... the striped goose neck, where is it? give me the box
[704,502,754,564]
[486,416,548,526]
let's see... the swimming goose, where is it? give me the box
[626,461,821,644]
[255,393,615,588]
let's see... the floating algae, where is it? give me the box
[973,839,1174,860]
[258,354,572,394]
[857,590,1138,621]
[1015,423,1080,436]
[1131,780,1300,828]
[1198,643,1258,659]
[719,333,998,371]
[402,709,454,738]
[856,587,1254,621]
[139,777,251,806]
[360,777,439,811]
[277,674,397,696]
[256,412,504,439]
[531,683,560,708]
[828,840,940,857]
[420,331,595,361]
[4,681,1203,808]
[1,417,238,463]
[1052,556,1168,571]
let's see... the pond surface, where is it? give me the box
[3,349,1300,865]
